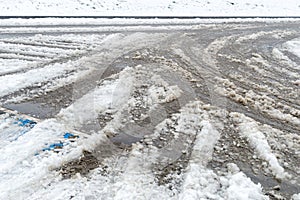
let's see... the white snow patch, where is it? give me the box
[189,120,220,165]
[230,112,289,180]
[0,60,78,97]
[292,193,300,200]
[1,18,300,28]
[0,59,37,75]
[272,48,299,70]
[58,67,134,130]
[0,0,299,16]
[180,121,267,200]
[0,119,85,199]
[284,37,300,59]
[111,143,171,200]
[222,171,268,200]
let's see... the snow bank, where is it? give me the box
[1,18,300,28]
[0,0,299,16]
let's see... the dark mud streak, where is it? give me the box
[208,117,299,199]
[59,151,100,179]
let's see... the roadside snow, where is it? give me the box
[272,48,299,71]
[1,18,300,28]
[0,0,299,16]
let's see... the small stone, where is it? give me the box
[273,185,280,191]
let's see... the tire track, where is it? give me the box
[0,20,299,199]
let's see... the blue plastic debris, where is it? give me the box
[63,132,79,139]
[64,132,73,138]
[42,142,64,151]
[5,118,37,142]
[35,132,79,156]
[15,118,36,127]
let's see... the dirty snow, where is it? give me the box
[0,15,300,200]
[230,112,288,180]
[7,101,268,200]
[180,118,267,200]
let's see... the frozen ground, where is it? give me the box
[0,19,300,199]
[0,0,300,16]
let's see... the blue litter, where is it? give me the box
[64,132,73,138]
[15,118,36,127]
[3,118,37,142]
[42,142,64,151]
[49,142,64,149]
[35,133,79,156]
[63,132,79,139]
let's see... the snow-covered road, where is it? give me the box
[0,19,300,199]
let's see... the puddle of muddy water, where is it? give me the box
[4,102,57,119]
[110,132,142,147]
